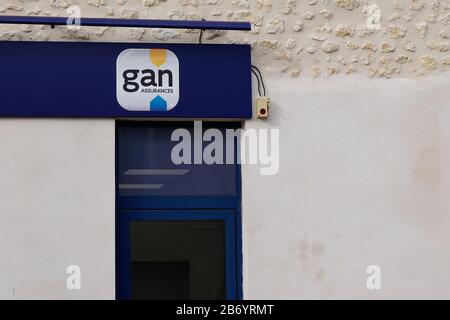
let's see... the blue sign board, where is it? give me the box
[0,41,252,118]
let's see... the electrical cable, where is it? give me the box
[199,19,206,44]
[199,29,203,44]
[251,65,266,96]
[251,68,262,96]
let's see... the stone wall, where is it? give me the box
[1,1,450,78]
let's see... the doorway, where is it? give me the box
[116,121,242,300]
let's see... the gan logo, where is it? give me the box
[116,49,180,111]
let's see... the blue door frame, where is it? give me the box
[115,121,243,300]
[118,210,237,300]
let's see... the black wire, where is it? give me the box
[199,19,206,44]
[251,65,266,96]
[251,66,262,96]
[251,69,262,96]
[199,29,203,44]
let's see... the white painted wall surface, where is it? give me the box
[0,119,115,299]
[242,73,450,299]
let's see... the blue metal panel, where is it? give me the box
[0,15,251,31]
[0,41,252,118]
[224,212,237,299]
[118,196,238,210]
[117,123,238,198]
[235,163,244,300]
[117,210,237,300]
[118,213,131,300]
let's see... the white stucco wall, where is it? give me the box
[243,73,450,299]
[2,77,450,299]
[0,119,115,299]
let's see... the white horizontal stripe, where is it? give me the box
[118,184,164,189]
[124,169,190,175]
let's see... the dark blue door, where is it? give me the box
[116,122,242,300]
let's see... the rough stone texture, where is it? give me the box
[1,1,450,78]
